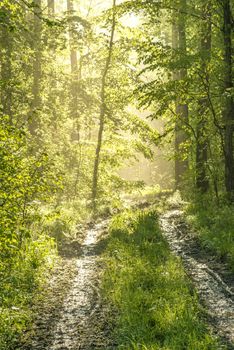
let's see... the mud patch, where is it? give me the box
[160,209,234,349]
[20,220,115,350]
[20,259,77,350]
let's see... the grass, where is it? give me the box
[185,199,234,272]
[102,208,222,350]
[0,236,58,349]
[0,198,90,350]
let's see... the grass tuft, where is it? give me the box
[185,200,234,272]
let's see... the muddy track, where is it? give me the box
[21,220,115,350]
[160,209,234,349]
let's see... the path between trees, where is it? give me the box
[21,208,234,350]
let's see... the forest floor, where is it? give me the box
[19,201,234,350]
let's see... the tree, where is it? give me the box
[67,0,80,141]
[172,0,189,188]
[30,0,42,135]
[91,0,116,209]
[223,0,234,201]
[0,4,12,120]
[195,1,212,193]
[48,0,55,15]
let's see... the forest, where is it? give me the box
[0,0,233,349]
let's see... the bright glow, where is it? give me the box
[121,13,141,28]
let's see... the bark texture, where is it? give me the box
[223,0,234,201]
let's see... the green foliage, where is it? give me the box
[41,199,92,241]
[102,209,221,349]
[0,114,62,250]
[0,0,233,347]
[0,7,161,346]
[120,0,233,198]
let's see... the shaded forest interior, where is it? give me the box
[0,0,233,349]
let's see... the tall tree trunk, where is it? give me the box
[48,0,55,15]
[172,0,189,188]
[196,2,211,193]
[47,0,58,128]
[1,7,12,121]
[223,0,234,201]
[67,0,80,141]
[30,0,42,135]
[91,0,116,209]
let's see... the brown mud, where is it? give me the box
[20,220,115,350]
[160,209,234,350]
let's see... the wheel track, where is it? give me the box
[160,209,234,349]
[22,220,114,350]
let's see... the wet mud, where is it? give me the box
[160,209,234,349]
[21,220,114,350]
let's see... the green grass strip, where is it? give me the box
[102,209,222,350]
[185,201,234,272]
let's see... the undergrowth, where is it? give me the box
[102,208,222,350]
[0,236,57,349]
[185,199,234,272]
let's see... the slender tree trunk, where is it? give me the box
[196,2,211,193]
[223,0,234,201]
[48,0,55,14]
[30,0,42,135]
[172,0,189,188]
[1,7,12,121]
[47,0,58,130]
[91,0,116,209]
[67,0,80,141]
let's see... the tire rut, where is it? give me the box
[160,209,234,349]
[50,220,113,350]
[22,220,114,350]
